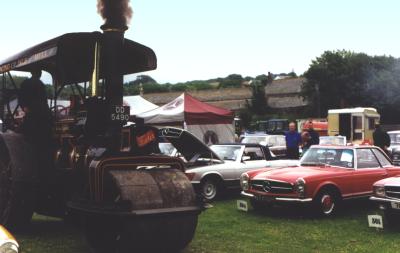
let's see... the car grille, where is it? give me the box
[250,179,293,194]
[385,186,400,200]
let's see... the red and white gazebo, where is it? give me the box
[138,93,234,144]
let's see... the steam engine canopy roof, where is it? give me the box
[0,32,157,85]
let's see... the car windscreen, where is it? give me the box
[389,133,400,145]
[241,137,266,144]
[300,148,354,168]
[210,145,241,161]
[319,136,346,146]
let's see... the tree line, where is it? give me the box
[2,72,296,100]
[301,50,400,124]
[122,72,295,95]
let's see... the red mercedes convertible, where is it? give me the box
[240,145,400,216]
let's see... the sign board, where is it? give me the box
[237,200,248,212]
[136,130,156,148]
[368,215,384,229]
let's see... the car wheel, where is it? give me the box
[201,178,219,201]
[313,190,339,217]
[250,199,271,212]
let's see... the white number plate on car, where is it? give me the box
[391,202,400,209]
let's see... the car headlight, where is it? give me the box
[295,178,306,198]
[0,242,19,253]
[373,185,385,197]
[0,226,19,253]
[240,173,250,191]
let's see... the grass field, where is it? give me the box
[13,198,400,253]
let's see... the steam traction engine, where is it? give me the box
[0,23,203,252]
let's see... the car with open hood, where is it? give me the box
[240,145,400,216]
[160,127,299,200]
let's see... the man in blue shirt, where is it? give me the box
[285,122,301,159]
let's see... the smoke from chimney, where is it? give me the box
[97,0,133,30]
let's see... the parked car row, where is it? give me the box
[159,127,400,228]
[159,128,298,200]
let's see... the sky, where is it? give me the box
[1,0,400,84]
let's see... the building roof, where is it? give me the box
[142,78,307,111]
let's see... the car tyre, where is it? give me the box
[313,189,339,217]
[201,178,220,201]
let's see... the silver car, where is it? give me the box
[388,131,400,165]
[241,134,287,158]
[160,128,298,201]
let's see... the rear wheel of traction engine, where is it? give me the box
[201,177,221,201]
[0,136,35,231]
[84,214,198,253]
[118,214,198,253]
[83,167,200,253]
[313,189,340,217]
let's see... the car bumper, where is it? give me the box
[240,191,312,203]
[370,196,400,204]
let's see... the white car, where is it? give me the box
[371,176,400,226]
[160,128,298,201]
[388,131,400,165]
[241,134,287,158]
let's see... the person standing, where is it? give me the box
[307,120,320,146]
[373,123,390,154]
[285,122,302,159]
[18,69,53,145]
[18,69,53,182]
